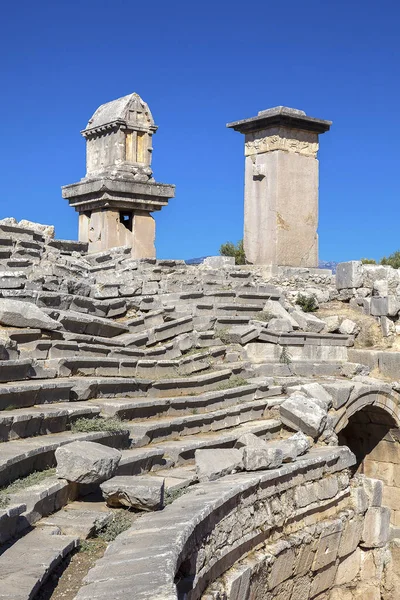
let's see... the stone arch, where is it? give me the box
[336,389,400,527]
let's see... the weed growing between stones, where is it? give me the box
[253,310,274,322]
[164,487,189,505]
[215,328,234,344]
[296,293,318,313]
[216,376,248,391]
[71,417,125,434]
[98,511,133,542]
[0,468,57,507]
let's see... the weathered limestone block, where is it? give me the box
[268,432,310,462]
[19,219,55,238]
[370,295,399,317]
[0,299,61,331]
[338,517,364,558]
[266,317,293,333]
[335,547,361,585]
[55,441,121,484]
[263,299,298,326]
[268,547,296,589]
[313,519,343,570]
[195,448,243,481]
[280,394,327,438]
[202,256,235,268]
[339,318,359,335]
[336,261,363,290]
[238,434,283,471]
[100,475,164,511]
[290,309,326,333]
[361,506,390,548]
[299,382,333,409]
[363,478,383,507]
[321,314,340,333]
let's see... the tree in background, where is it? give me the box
[220,239,246,265]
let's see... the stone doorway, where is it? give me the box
[338,405,400,527]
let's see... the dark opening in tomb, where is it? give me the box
[120,211,133,232]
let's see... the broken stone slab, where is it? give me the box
[202,256,235,267]
[55,441,121,484]
[265,432,311,463]
[336,261,363,290]
[361,506,390,548]
[298,382,333,409]
[234,431,283,470]
[370,295,400,317]
[280,395,327,438]
[224,325,259,345]
[19,219,55,238]
[195,448,243,481]
[100,475,165,511]
[0,299,61,331]
[263,300,298,328]
[290,309,326,333]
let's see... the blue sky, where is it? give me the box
[1,0,399,261]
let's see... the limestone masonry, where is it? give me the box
[62,93,175,258]
[1,98,400,600]
[227,106,331,268]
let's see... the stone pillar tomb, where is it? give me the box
[62,93,175,257]
[227,106,331,267]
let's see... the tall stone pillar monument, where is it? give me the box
[227,107,331,267]
[62,93,175,257]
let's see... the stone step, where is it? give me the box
[0,379,75,411]
[0,430,129,487]
[127,397,281,447]
[150,418,283,466]
[93,382,281,421]
[250,360,348,378]
[43,308,130,338]
[0,359,34,382]
[149,368,234,397]
[0,402,101,442]
[40,505,112,538]
[1,477,71,544]
[0,528,78,600]
[258,329,351,347]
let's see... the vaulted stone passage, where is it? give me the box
[338,404,400,527]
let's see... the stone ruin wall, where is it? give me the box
[0,220,400,600]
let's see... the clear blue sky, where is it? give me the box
[1,0,399,261]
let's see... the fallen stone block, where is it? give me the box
[235,432,283,471]
[321,315,340,333]
[290,309,326,333]
[0,299,61,331]
[339,318,359,335]
[267,318,293,333]
[268,432,311,462]
[336,261,363,290]
[224,325,259,345]
[55,441,121,484]
[280,394,327,438]
[263,300,298,328]
[195,448,243,481]
[101,475,164,511]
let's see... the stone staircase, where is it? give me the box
[0,223,369,599]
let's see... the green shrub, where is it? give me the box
[0,468,56,497]
[361,258,377,264]
[254,310,274,322]
[98,512,133,542]
[216,376,248,391]
[71,417,125,434]
[296,293,318,313]
[219,239,246,265]
[380,251,400,269]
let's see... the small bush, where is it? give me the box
[220,239,246,265]
[98,512,133,542]
[296,293,318,313]
[380,251,400,269]
[361,258,377,265]
[0,495,10,509]
[71,417,125,434]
